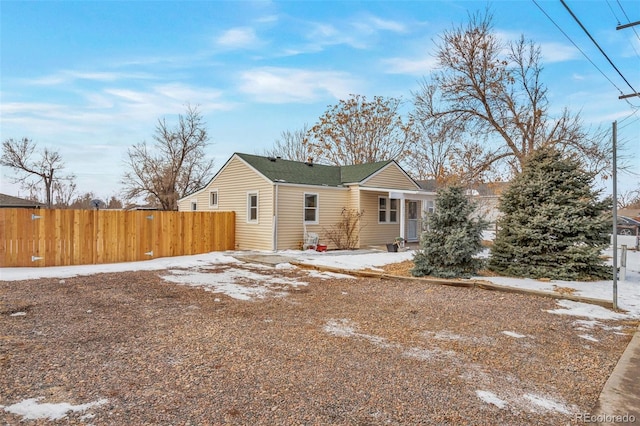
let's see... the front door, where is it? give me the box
[407,201,419,242]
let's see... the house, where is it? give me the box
[178,153,435,251]
[417,180,507,226]
[0,193,46,209]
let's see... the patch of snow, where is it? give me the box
[1,398,107,421]
[424,330,465,341]
[402,347,456,361]
[323,319,391,348]
[0,252,241,281]
[160,268,307,301]
[523,393,571,414]
[307,270,356,280]
[475,390,507,409]
[572,319,623,332]
[9,312,26,317]
[578,334,599,342]
[547,300,629,320]
[502,331,527,339]
[275,263,296,270]
[323,319,357,338]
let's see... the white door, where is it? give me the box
[407,201,419,242]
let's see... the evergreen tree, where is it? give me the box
[412,186,487,278]
[489,147,611,280]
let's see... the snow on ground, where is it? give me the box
[0,398,107,421]
[160,267,308,301]
[1,237,639,317]
[475,390,507,409]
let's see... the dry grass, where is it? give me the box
[0,263,635,425]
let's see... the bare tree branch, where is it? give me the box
[121,105,215,210]
[1,137,76,208]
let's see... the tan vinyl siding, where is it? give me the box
[177,190,210,212]
[358,190,401,247]
[178,156,274,250]
[362,163,420,190]
[275,184,349,250]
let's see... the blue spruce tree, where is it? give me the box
[412,185,487,278]
[489,147,611,280]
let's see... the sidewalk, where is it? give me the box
[590,324,640,425]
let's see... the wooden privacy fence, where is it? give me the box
[0,209,235,267]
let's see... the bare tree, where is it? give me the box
[263,124,314,162]
[122,105,215,211]
[305,94,414,165]
[1,137,76,208]
[53,179,78,208]
[412,11,611,179]
[618,188,640,209]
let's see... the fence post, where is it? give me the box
[620,245,627,282]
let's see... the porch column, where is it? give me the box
[399,196,406,242]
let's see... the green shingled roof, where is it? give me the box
[236,153,393,186]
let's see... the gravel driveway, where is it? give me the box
[0,261,636,425]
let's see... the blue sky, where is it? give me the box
[1,0,639,200]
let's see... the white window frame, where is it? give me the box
[389,198,398,223]
[378,197,387,223]
[209,189,219,208]
[247,191,259,223]
[304,192,319,224]
[426,200,435,214]
[378,196,399,224]
[191,201,197,211]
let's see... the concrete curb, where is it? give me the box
[590,324,640,425]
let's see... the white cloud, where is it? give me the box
[539,42,580,63]
[216,27,260,49]
[353,15,407,34]
[382,56,439,75]
[238,67,358,103]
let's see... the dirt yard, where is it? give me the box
[0,261,636,425]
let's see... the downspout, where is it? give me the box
[272,183,278,252]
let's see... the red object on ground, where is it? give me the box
[316,245,327,252]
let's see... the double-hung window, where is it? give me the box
[247,191,258,223]
[379,196,398,223]
[304,193,319,224]
[209,190,218,208]
[379,197,387,222]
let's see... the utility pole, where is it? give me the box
[612,121,618,310]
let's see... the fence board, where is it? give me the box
[0,209,235,268]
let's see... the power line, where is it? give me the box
[560,0,639,99]
[615,0,640,44]
[531,0,626,96]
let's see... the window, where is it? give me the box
[209,190,218,208]
[389,198,398,223]
[247,192,258,223]
[304,193,318,224]
[379,197,399,223]
[191,202,197,211]
[379,197,387,222]
[426,200,435,214]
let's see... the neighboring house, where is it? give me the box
[417,180,507,226]
[178,153,435,251]
[0,193,46,209]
